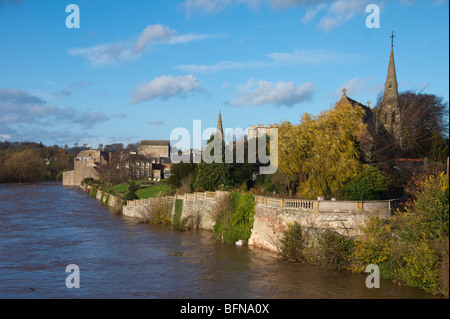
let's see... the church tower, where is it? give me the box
[382,31,401,138]
[216,109,224,139]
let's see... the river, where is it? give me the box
[0,182,438,299]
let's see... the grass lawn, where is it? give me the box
[106,180,145,194]
[135,184,171,199]
[106,180,172,199]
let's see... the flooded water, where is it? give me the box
[0,182,438,299]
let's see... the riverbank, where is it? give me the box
[78,179,449,298]
[4,182,441,300]
[86,184,396,250]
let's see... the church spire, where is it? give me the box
[217,109,224,139]
[382,31,400,134]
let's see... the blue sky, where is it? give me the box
[0,0,448,150]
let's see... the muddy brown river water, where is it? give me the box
[0,182,438,299]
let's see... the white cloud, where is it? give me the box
[133,24,176,52]
[130,75,201,105]
[267,48,363,64]
[0,134,11,140]
[177,49,364,73]
[69,24,218,67]
[177,60,268,73]
[0,88,121,129]
[302,0,371,32]
[180,0,373,31]
[272,0,331,9]
[432,0,449,5]
[68,41,140,67]
[182,0,263,15]
[167,33,223,44]
[183,0,232,15]
[301,3,326,22]
[230,79,316,107]
[147,120,165,126]
[328,77,382,100]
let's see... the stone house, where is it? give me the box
[120,140,172,180]
[62,149,109,186]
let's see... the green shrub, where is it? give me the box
[344,165,391,200]
[168,162,198,188]
[351,216,395,275]
[193,163,234,191]
[89,187,97,198]
[279,222,304,262]
[315,231,355,271]
[213,192,255,245]
[172,199,190,231]
[140,199,171,225]
[411,172,449,240]
[83,177,94,186]
[397,240,442,294]
[105,194,110,206]
[125,180,139,201]
[388,172,449,295]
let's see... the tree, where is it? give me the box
[193,162,234,191]
[125,180,139,200]
[0,149,48,182]
[372,90,449,160]
[191,133,260,192]
[168,162,197,189]
[278,102,365,199]
[343,165,391,200]
[98,156,124,188]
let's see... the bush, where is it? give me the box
[89,187,97,198]
[279,222,304,262]
[125,180,139,201]
[172,199,191,231]
[411,172,449,240]
[397,240,442,294]
[168,162,197,189]
[344,165,391,200]
[192,162,237,192]
[388,172,449,295]
[351,216,396,277]
[140,199,171,225]
[350,173,449,296]
[83,177,94,186]
[314,231,355,271]
[213,192,255,245]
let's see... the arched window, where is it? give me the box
[391,111,396,124]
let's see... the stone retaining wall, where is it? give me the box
[89,187,398,254]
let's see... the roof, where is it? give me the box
[123,153,152,161]
[140,140,170,147]
[338,93,374,126]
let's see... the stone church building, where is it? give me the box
[335,32,403,164]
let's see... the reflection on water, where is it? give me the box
[0,182,437,299]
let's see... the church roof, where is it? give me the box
[338,91,373,121]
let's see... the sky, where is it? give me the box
[0,0,448,150]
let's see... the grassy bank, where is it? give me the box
[105,180,173,199]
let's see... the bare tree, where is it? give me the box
[369,90,449,162]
